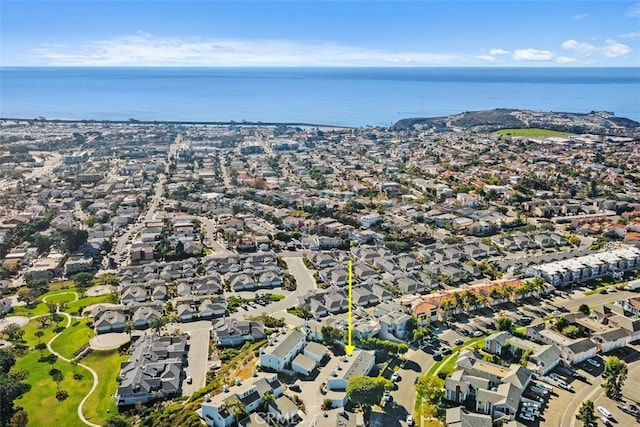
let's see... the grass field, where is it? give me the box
[82,349,128,425]
[495,128,575,137]
[64,294,113,315]
[426,336,486,376]
[50,319,94,359]
[14,349,92,427]
[12,301,50,317]
[20,319,58,347]
[43,291,78,304]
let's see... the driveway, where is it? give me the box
[170,320,212,396]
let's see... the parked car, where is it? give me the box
[289,384,301,392]
[406,415,414,426]
[597,406,612,419]
[551,310,562,316]
[473,330,483,337]
[186,376,192,384]
[433,352,442,361]
[383,390,391,402]
[622,404,640,416]
[587,359,601,368]
[519,412,535,421]
[391,372,400,382]
[454,338,463,345]
[441,346,452,354]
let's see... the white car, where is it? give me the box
[519,412,536,421]
[406,415,414,426]
[551,310,562,316]
[473,330,483,337]
[587,358,601,368]
[597,406,612,418]
[383,390,391,402]
[454,338,464,345]
[391,372,400,382]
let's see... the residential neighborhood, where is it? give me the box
[0,117,639,427]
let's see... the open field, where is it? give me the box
[82,349,128,425]
[64,294,113,314]
[50,319,94,359]
[495,128,575,137]
[19,318,58,347]
[14,349,92,427]
[44,291,78,304]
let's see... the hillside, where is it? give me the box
[393,109,640,137]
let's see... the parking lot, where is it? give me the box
[541,345,640,427]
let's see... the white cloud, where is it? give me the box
[556,56,578,64]
[24,33,469,67]
[561,39,597,56]
[627,3,640,17]
[562,38,631,58]
[513,49,554,61]
[619,31,640,38]
[602,40,632,57]
[477,55,497,61]
[572,14,588,20]
[489,48,509,55]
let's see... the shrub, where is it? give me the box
[56,390,69,401]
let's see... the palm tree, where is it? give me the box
[502,285,514,302]
[513,286,525,301]
[529,277,547,298]
[260,392,275,411]
[124,321,134,340]
[440,299,455,321]
[462,290,478,313]
[488,288,503,307]
[452,292,464,313]
[476,294,488,310]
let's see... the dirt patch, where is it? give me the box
[0,316,30,329]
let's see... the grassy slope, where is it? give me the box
[64,294,112,315]
[50,319,94,359]
[14,349,92,427]
[20,319,58,347]
[82,349,128,425]
[495,128,575,137]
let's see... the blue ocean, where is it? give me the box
[1,67,639,127]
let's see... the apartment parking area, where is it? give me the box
[164,320,212,396]
[543,344,640,427]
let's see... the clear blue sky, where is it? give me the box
[2,1,639,66]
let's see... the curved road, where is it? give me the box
[44,311,101,427]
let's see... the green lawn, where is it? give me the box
[82,350,128,425]
[12,302,50,317]
[50,319,94,359]
[19,319,58,347]
[426,336,486,376]
[495,128,575,137]
[43,291,78,304]
[64,294,113,315]
[266,293,285,302]
[13,349,93,427]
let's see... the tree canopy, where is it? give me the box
[576,400,597,427]
[602,356,628,400]
[346,375,391,407]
